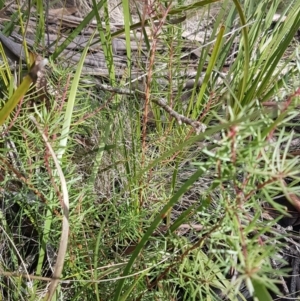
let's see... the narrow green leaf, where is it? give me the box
[0,75,32,126]
[252,278,273,301]
[193,25,225,117]
[122,0,132,69]
[231,0,249,111]
[56,31,96,161]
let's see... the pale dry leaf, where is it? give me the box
[48,6,78,17]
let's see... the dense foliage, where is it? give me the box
[0,0,299,300]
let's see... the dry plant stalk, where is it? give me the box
[30,116,70,301]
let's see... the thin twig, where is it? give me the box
[152,97,207,134]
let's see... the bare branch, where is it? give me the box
[152,97,207,134]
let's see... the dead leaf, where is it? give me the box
[48,6,78,17]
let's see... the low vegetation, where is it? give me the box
[0,0,299,300]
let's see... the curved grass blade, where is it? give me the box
[56,31,96,161]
